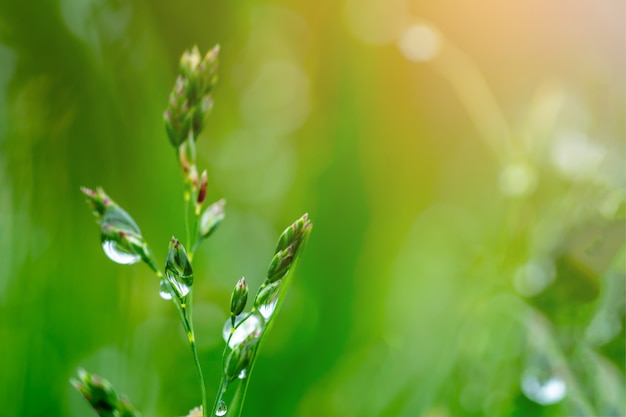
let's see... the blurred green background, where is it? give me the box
[0,0,624,416]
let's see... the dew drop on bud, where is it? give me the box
[254,281,281,320]
[238,369,247,379]
[101,240,141,265]
[159,279,173,300]
[215,400,227,416]
[258,298,278,320]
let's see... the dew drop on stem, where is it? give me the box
[215,400,227,416]
[101,240,141,265]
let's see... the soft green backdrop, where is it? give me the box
[0,0,624,416]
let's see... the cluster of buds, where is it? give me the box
[164,45,219,149]
[81,187,159,273]
[222,214,313,382]
[164,45,219,183]
[71,369,140,417]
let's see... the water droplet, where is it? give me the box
[258,298,278,320]
[238,369,247,379]
[165,277,191,298]
[254,281,281,320]
[159,279,173,300]
[164,237,193,299]
[215,400,227,416]
[101,240,141,265]
[521,371,566,405]
[223,314,243,341]
[223,313,263,349]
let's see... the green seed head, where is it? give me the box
[71,369,140,417]
[230,277,248,317]
[224,340,256,382]
[199,199,226,239]
[266,214,313,282]
[274,213,313,255]
[80,187,114,221]
[165,237,194,299]
[82,187,158,272]
[267,246,294,283]
[164,45,219,148]
[71,369,119,414]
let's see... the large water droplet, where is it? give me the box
[223,314,263,349]
[215,400,227,416]
[159,279,173,300]
[238,369,247,379]
[521,371,566,405]
[101,240,141,265]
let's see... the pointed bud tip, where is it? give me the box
[80,186,95,197]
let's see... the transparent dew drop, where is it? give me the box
[223,314,263,349]
[238,369,247,379]
[215,400,227,416]
[254,281,281,320]
[101,240,141,265]
[258,298,278,320]
[166,277,191,298]
[159,279,173,300]
[223,314,245,342]
[521,370,567,405]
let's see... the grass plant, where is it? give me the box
[72,45,312,417]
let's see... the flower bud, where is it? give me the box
[266,214,313,283]
[71,369,140,417]
[224,340,256,382]
[197,170,208,207]
[82,187,159,272]
[274,213,312,255]
[180,46,201,78]
[199,199,226,239]
[80,187,114,220]
[230,277,248,318]
[253,280,281,309]
[71,369,119,415]
[164,237,194,299]
[266,246,294,283]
